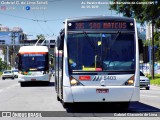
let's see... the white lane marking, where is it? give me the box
[0,84,19,93]
[0,89,4,93]
[141,95,158,97]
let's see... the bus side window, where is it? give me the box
[139,39,143,54]
[57,36,62,50]
[17,54,22,71]
[57,30,64,50]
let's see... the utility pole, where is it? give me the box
[6,45,9,69]
[151,20,155,79]
[10,31,16,68]
[0,24,1,31]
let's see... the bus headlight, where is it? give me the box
[70,76,84,86]
[125,75,134,85]
[71,79,78,85]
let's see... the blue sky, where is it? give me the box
[1,0,147,41]
[0,0,120,39]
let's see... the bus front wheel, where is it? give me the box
[120,102,130,109]
[20,83,25,87]
[62,101,74,109]
[57,95,61,101]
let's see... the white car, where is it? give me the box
[2,70,14,80]
[140,71,150,90]
[12,69,19,78]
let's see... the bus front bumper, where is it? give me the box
[63,86,140,103]
[18,74,51,82]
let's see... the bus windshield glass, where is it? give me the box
[19,54,48,71]
[67,32,135,72]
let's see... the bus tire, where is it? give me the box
[45,81,50,86]
[20,83,25,87]
[121,102,130,109]
[57,95,61,101]
[62,101,73,109]
[146,87,150,90]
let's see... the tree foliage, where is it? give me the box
[0,58,7,71]
[154,32,160,62]
[36,34,45,41]
[109,0,160,78]
[109,0,160,27]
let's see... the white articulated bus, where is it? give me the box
[55,16,141,109]
[18,46,51,87]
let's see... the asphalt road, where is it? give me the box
[0,76,159,119]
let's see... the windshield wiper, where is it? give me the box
[108,31,121,50]
[82,31,96,50]
[82,32,103,69]
[112,31,121,41]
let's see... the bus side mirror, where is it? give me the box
[139,39,143,54]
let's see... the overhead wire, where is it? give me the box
[0,0,66,36]
[0,12,64,22]
[42,10,54,35]
[0,12,34,21]
[32,10,50,36]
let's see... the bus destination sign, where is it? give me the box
[68,21,134,30]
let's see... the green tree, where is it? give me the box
[109,0,160,79]
[154,32,160,62]
[0,58,2,70]
[109,0,160,26]
[0,58,7,71]
[36,34,45,41]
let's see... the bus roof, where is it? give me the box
[19,46,48,53]
[66,16,134,22]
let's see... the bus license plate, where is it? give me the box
[96,89,109,93]
[31,79,36,81]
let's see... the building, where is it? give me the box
[0,26,9,32]
[0,26,23,45]
[0,25,56,67]
[0,26,24,67]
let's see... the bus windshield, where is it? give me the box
[67,32,135,72]
[19,54,48,71]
